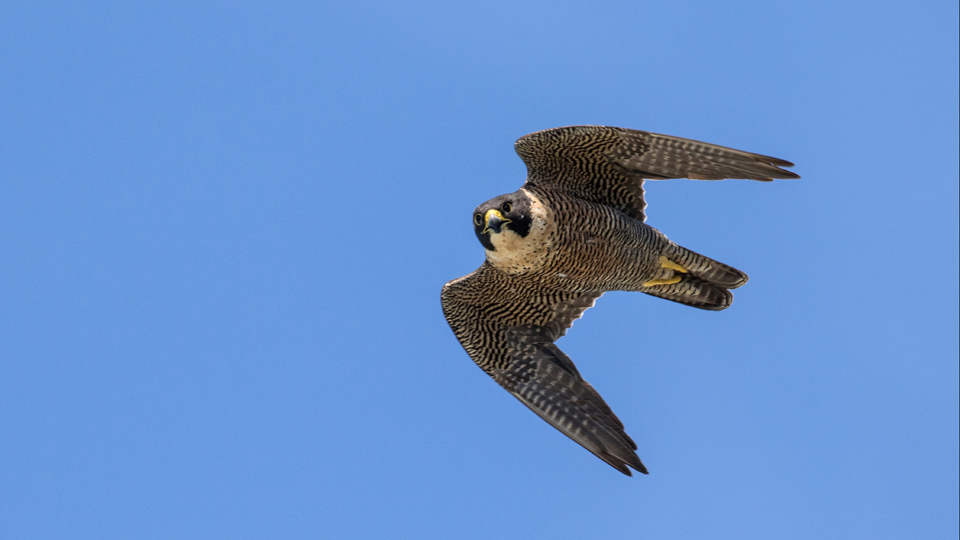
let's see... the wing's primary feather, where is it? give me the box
[514,125,799,222]
[497,325,646,475]
[441,263,646,475]
[609,128,799,181]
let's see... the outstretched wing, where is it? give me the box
[515,125,799,222]
[441,262,646,475]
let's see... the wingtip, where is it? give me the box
[613,460,648,477]
[758,156,800,180]
[600,451,648,476]
[767,156,795,167]
[632,456,649,475]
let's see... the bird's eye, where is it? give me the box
[474,213,483,226]
[500,202,512,213]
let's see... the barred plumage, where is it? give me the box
[441,126,798,475]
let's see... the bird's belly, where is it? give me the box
[546,248,657,290]
[542,224,668,292]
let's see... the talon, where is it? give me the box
[642,275,682,287]
[660,256,688,273]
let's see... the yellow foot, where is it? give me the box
[642,275,682,287]
[660,256,688,273]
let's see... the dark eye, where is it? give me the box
[474,213,483,226]
[500,202,512,213]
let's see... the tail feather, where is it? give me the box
[641,246,748,310]
[669,245,748,289]
[641,274,734,311]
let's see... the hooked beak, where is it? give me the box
[482,209,511,234]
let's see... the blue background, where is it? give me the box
[2,1,957,538]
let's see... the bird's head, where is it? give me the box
[472,191,533,252]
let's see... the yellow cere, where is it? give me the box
[482,209,510,234]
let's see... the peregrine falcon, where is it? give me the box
[441,126,798,475]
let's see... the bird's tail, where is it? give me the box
[638,246,748,311]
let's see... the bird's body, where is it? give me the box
[441,126,798,475]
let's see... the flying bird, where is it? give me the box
[441,126,798,475]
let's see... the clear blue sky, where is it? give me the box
[2,1,957,539]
